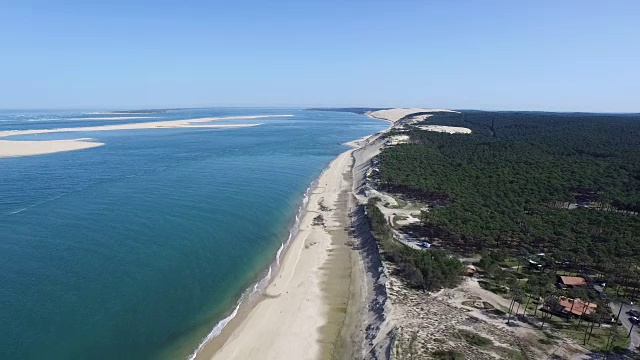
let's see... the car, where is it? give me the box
[627,309,640,317]
[608,316,623,325]
[629,316,640,325]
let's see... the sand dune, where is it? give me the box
[367,108,460,123]
[417,125,472,134]
[0,139,104,158]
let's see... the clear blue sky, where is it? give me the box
[2,0,639,111]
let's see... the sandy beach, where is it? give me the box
[191,108,473,360]
[188,116,395,360]
[198,148,353,360]
[0,139,104,158]
[188,107,482,360]
[193,109,467,360]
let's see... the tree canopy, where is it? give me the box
[378,111,640,270]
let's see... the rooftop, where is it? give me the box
[558,296,597,316]
[559,276,587,287]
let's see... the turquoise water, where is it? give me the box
[0,108,386,359]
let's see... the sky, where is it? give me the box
[1,0,639,112]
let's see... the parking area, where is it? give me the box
[610,303,640,350]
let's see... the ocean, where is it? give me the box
[0,108,386,359]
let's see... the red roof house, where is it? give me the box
[558,276,587,288]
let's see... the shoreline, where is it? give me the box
[188,115,394,360]
[191,149,357,360]
[185,182,314,360]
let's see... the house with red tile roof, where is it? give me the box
[558,276,587,288]
[558,296,597,317]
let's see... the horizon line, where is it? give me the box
[0,106,639,115]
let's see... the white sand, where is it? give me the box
[0,139,104,158]
[206,148,355,360]
[386,134,410,145]
[367,108,460,123]
[416,125,472,134]
[0,115,292,138]
[94,112,154,114]
[67,116,157,120]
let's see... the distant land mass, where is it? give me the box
[305,107,386,114]
[104,108,191,114]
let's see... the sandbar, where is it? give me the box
[0,115,292,138]
[0,139,104,158]
[90,111,169,114]
[0,114,292,158]
[67,116,158,120]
